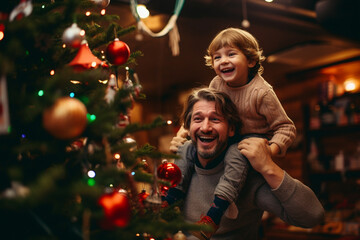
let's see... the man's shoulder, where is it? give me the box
[178,140,196,159]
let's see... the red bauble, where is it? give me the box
[106,38,130,65]
[98,191,131,228]
[157,161,182,188]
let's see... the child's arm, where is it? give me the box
[169,125,189,153]
[270,143,280,157]
[260,90,296,157]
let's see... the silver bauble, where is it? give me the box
[62,23,85,48]
[91,0,110,8]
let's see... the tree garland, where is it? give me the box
[130,0,185,56]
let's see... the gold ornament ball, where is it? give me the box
[43,97,88,139]
[173,230,187,240]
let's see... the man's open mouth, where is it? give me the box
[198,136,216,143]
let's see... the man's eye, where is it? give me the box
[193,117,202,122]
[211,118,220,122]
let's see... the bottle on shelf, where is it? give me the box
[349,142,360,170]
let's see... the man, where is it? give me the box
[167,88,324,240]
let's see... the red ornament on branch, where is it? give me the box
[106,38,130,65]
[98,190,131,229]
[157,160,182,188]
[68,40,108,71]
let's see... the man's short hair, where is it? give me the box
[181,87,242,136]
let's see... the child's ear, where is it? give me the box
[248,60,256,68]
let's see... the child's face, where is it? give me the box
[212,46,255,87]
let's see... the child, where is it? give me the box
[165,28,296,240]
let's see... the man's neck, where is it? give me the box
[196,146,229,169]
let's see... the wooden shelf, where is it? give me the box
[264,229,341,240]
[308,124,360,137]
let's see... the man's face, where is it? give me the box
[189,100,235,165]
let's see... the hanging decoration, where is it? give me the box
[0,75,10,134]
[105,38,130,66]
[173,230,187,240]
[117,113,130,129]
[9,0,33,22]
[130,0,185,56]
[98,190,131,229]
[62,23,85,48]
[241,0,250,28]
[68,40,108,71]
[42,97,88,140]
[104,73,117,103]
[90,0,110,8]
[138,189,149,205]
[157,160,182,188]
[131,71,142,98]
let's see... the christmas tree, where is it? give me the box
[0,1,196,239]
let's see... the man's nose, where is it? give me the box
[200,119,212,132]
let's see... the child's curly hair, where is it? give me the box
[204,28,266,80]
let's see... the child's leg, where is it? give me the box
[211,143,250,221]
[192,144,249,240]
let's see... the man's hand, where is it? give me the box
[238,137,284,189]
[169,126,189,153]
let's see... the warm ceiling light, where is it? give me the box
[344,78,359,92]
[265,0,273,2]
[137,4,149,19]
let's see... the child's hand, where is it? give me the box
[169,126,188,153]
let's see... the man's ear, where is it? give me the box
[228,125,235,137]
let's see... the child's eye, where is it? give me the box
[229,52,236,56]
[213,56,220,60]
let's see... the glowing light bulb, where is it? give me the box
[100,9,106,15]
[344,78,359,92]
[70,80,81,84]
[114,153,121,160]
[137,4,149,19]
[85,11,91,16]
[87,170,96,178]
[167,120,172,125]
[87,178,95,186]
[50,69,55,75]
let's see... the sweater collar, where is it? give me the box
[194,145,229,170]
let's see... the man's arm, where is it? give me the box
[239,137,324,228]
[238,137,284,189]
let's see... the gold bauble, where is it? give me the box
[43,97,87,139]
[173,230,187,240]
